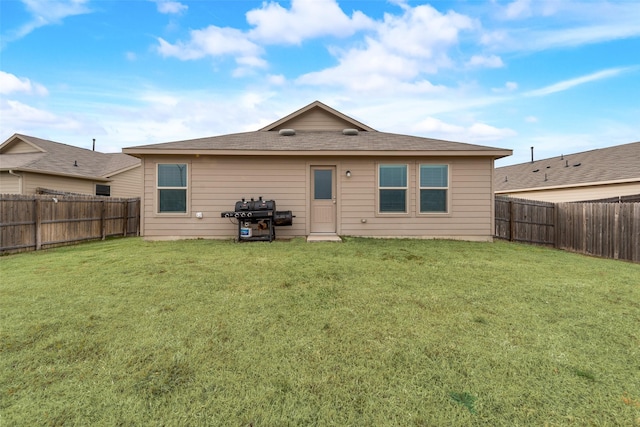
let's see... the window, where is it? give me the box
[379,164,407,213]
[95,184,111,197]
[157,163,187,213]
[314,169,332,200]
[419,164,448,213]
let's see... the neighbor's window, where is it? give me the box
[419,164,448,213]
[157,163,187,213]
[95,184,111,197]
[379,164,408,213]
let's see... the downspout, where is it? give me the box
[8,170,23,194]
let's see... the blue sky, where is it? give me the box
[1,0,639,166]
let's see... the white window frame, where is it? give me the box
[156,163,189,215]
[418,163,450,215]
[377,163,409,215]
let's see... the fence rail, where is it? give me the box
[495,196,639,262]
[1,194,140,254]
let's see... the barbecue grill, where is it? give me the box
[220,197,293,242]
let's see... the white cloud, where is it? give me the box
[415,117,465,135]
[414,116,516,143]
[0,71,48,96]
[267,74,286,86]
[0,99,82,132]
[154,0,187,15]
[487,2,640,52]
[503,0,532,20]
[492,81,518,93]
[3,0,91,45]
[246,0,374,45]
[525,116,538,123]
[296,4,474,91]
[469,122,517,140]
[21,0,90,22]
[467,54,504,68]
[157,25,265,72]
[525,67,634,97]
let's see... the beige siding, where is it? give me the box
[273,109,355,131]
[499,181,640,202]
[22,172,95,195]
[141,155,495,241]
[339,157,493,239]
[108,166,142,198]
[3,168,141,197]
[0,172,21,193]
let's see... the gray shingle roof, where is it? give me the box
[125,130,510,154]
[0,134,140,179]
[495,141,640,192]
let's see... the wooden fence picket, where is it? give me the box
[495,195,639,262]
[0,194,140,254]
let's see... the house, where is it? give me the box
[123,101,512,241]
[494,142,640,203]
[0,134,141,198]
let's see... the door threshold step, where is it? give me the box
[306,234,342,242]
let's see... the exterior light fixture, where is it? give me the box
[346,170,351,177]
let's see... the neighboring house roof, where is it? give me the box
[124,101,512,159]
[494,141,640,193]
[0,134,140,181]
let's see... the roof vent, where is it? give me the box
[573,163,581,167]
[342,128,359,136]
[279,129,296,136]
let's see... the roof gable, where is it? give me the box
[0,135,46,154]
[123,101,512,159]
[0,133,140,179]
[260,101,376,132]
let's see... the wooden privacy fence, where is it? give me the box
[0,194,140,254]
[495,195,640,262]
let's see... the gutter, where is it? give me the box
[122,148,513,159]
[495,177,640,194]
[8,169,23,193]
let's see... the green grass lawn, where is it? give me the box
[1,237,639,426]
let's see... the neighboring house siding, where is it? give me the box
[108,167,143,198]
[23,172,96,195]
[0,172,21,193]
[1,168,142,197]
[140,155,494,241]
[499,182,640,203]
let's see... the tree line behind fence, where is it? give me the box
[1,194,140,254]
[495,195,639,263]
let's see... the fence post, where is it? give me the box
[122,200,128,236]
[35,198,42,250]
[101,200,107,240]
[614,203,620,260]
[509,200,515,241]
[553,203,559,248]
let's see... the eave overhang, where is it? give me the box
[1,167,111,182]
[495,177,640,194]
[123,148,512,159]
